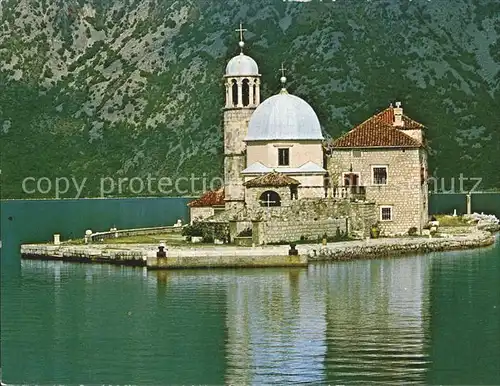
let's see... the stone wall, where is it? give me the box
[190,207,215,224]
[229,220,252,241]
[150,253,307,269]
[307,231,495,261]
[297,185,326,198]
[252,217,347,244]
[245,198,376,244]
[327,148,427,235]
[21,244,147,266]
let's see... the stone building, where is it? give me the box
[187,188,225,224]
[187,25,429,242]
[325,103,429,236]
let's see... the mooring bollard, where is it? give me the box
[157,242,167,258]
[289,243,298,256]
[84,229,92,244]
[53,234,60,245]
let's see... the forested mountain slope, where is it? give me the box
[1,0,499,198]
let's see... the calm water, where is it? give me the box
[1,197,500,384]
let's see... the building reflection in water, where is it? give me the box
[15,255,431,384]
[320,257,431,384]
[224,268,327,385]
[221,256,430,384]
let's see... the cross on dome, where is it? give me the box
[235,22,247,52]
[279,62,288,93]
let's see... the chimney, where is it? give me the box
[393,101,404,127]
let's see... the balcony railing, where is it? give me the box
[330,186,366,201]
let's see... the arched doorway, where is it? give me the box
[259,191,281,207]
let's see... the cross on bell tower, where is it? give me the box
[235,22,247,52]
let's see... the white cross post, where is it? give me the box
[235,22,247,41]
[279,63,287,88]
[261,193,277,207]
[260,192,277,221]
[280,62,286,78]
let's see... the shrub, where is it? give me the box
[408,227,418,236]
[181,222,203,237]
[181,221,229,242]
[370,223,381,239]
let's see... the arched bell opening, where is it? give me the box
[242,78,250,107]
[231,79,238,107]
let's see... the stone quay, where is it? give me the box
[20,230,496,270]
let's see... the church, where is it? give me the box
[188,25,429,243]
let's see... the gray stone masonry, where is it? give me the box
[252,217,347,245]
[224,108,254,209]
[327,148,428,236]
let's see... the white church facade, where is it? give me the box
[188,25,429,241]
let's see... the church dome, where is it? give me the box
[225,53,259,76]
[245,90,324,141]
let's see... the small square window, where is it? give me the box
[380,206,393,221]
[278,148,289,166]
[352,150,362,158]
[372,166,388,185]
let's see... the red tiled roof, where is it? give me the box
[244,171,301,188]
[330,105,424,148]
[187,188,225,207]
[374,106,425,130]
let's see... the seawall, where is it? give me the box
[20,244,308,269]
[21,244,148,266]
[307,230,496,261]
[20,230,496,269]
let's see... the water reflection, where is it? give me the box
[11,255,431,384]
[224,269,327,384]
[320,258,431,384]
[151,256,431,385]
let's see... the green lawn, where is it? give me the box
[96,232,186,245]
[63,232,233,247]
[434,214,470,227]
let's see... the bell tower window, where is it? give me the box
[231,79,238,107]
[242,79,250,106]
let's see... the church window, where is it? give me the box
[380,206,393,221]
[372,166,388,185]
[231,79,238,107]
[259,191,281,207]
[278,148,289,166]
[242,79,250,106]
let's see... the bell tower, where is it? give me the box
[223,23,261,212]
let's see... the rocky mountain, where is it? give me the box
[1,0,499,199]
